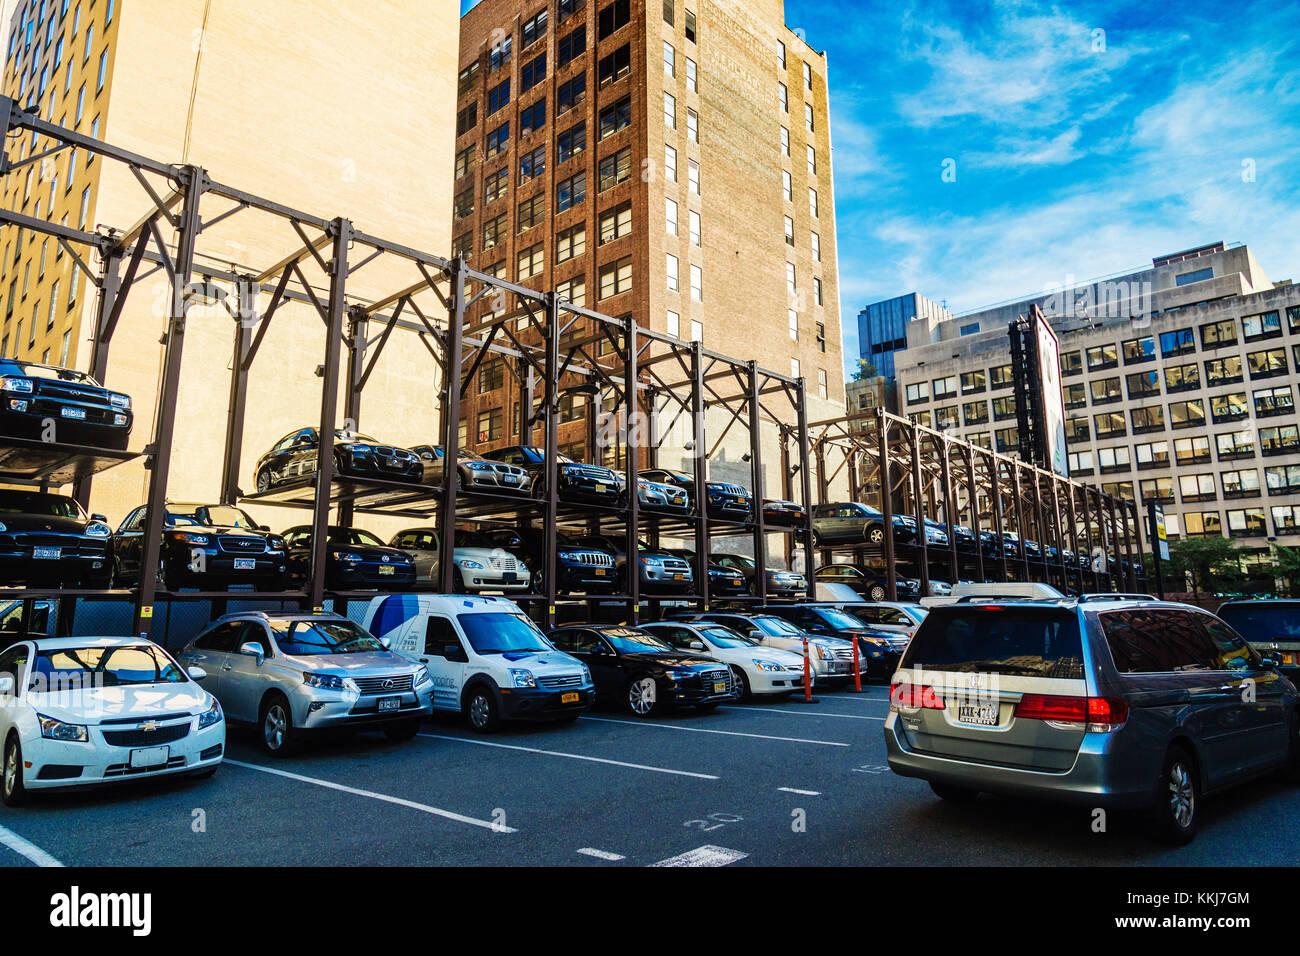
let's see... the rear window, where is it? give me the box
[1216,604,1300,643]
[901,607,1083,679]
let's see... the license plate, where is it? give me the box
[958,703,1000,726]
[503,572,517,583]
[233,558,255,570]
[33,546,61,560]
[713,682,727,694]
[673,573,685,581]
[1283,652,1298,666]
[378,565,395,575]
[594,482,607,493]
[377,696,401,712]
[129,746,169,768]
[561,692,579,704]
[60,406,86,420]
[594,568,606,575]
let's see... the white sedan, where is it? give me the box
[0,635,225,806]
[641,621,812,698]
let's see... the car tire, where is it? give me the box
[730,666,750,700]
[2,735,28,807]
[867,525,885,545]
[1151,745,1199,845]
[256,468,272,493]
[868,584,887,602]
[465,686,499,733]
[929,781,978,803]
[626,676,658,717]
[383,718,421,742]
[259,693,300,757]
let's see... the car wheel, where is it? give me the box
[868,584,887,602]
[465,687,499,733]
[867,526,885,545]
[626,676,658,717]
[730,666,750,701]
[256,468,272,493]
[811,530,822,547]
[259,693,299,757]
[929,781,978,803]
[1152,745,1199,845]
[383,718,421,742]
[2,735,28,807]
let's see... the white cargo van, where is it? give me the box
[362,593,594,732]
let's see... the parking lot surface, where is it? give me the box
[1,685,1296,867]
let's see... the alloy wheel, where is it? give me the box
[628,677,657,716]
[264,703,288,751]
[469,693,491,729]
[1168,760,1195,830]
[868,527,885,544]
[3,742,16,798]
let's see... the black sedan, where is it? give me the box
[812,562,920,601]
[110,503,288,591]
[479,527,620,594]
[638,467,753,521]
[282,525,416,591]
[665,548,748,596]
[254,427,423,492]
[0,359,132,449]
[546,624,734,716]
[759,603,906,679]
[0,489,113,588]
[762,498,808,527]
[481,445,624,506]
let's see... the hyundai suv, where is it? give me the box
[885,597,1300,844]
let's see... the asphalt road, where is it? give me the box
[1,684,1297,867]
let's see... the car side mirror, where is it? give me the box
[748,631,763,640]
[92,513,107,522]
[1259,651,1282,669]
[443,644,468,663]
[380,636,392,649]
[689,640,706,651]
[0,674,13,696]
[589,644,608,656]
[187,666,208,682]
[238,641,265,665]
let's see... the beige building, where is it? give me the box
[892,242,1300,564]
[1,0,460,536]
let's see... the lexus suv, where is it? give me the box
[0,359,132,450]
[254,427,423,491]
[885,597,1300,844]
[0,489,113,588]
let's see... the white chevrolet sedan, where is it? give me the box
[0,635,224,806]
[641,621,812,699]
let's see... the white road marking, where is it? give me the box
[419,734,720,780]
[651,844,749,867]
[0,822,63,867]
[721,706,885,721]
[580,715,849,747]
[577,847,626,861]
[778,787,821,796]
[225,759,514,832]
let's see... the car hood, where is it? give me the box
[327,543,410,560]
[709,645,804,667]
[622,652,722,669]
[489,650,585,671]
[284,650,419,674]
[0,513,92,534]
[204,525,268,538]
[30,682,210,724]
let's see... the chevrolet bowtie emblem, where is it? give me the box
[139,721,160,732]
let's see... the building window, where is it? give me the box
[1247,347,1288,379]
[811,231,821,261]
[1253,385,1294,418]
[1164,362,1200,393]
[557,74,587,114]
[1267,465,1300,496]
[1097,446,1131,474]
[787,309,799,341]
[556,224,586,263]
[905,382,929,405]
[1216,431,1255,461]
[664,40,675,76]
[557,122,586,163]
[780,125,789,156]
[666,309,680,337]
[599,201,632,243]
[484,168,508,203]
[487,79,511,116]
[688,159,700,194]
[454,145,476,180]
[598,256,633,298]
[1090,377,1122,405]
[556,275,586,306]
[453,186,474,220]
[517,193,546,232]
[519,97,546,134]
[1220,469,1261,499]
[989,364,1013,389]
[458,62,480,96]
[1175,266,1213,286]
[690,319,703,342]
[1178,473,1216,503]
[666,253,679,292]
[557,26,587,67]
[818,369,828,399]
[520,145,546,182]
[522,10,548,48]
[664,144,677,181]
[690,264,702,302]
[1260,424,1300,456]
[1169,398,1206,429]
[521,54,547,93]
[781,169,792,201]
[1086,343,1118,370]
[598,95,631,139]
[666,197,679,236]
[685,8,696,42]
[778,82,788,113]
[1063,382,1087,409]
[485,122,510,158]
[805,102,815,132]
[1122,335,1155,364]
[598,44,631,88]
[1069,451,1094,475]
[664,91,676,128]
[556,171,587,212]
[1182,511,1222,538]
[992,395,1017,421]
[1242,310,1282,342]
[1125,370,1160,399]
[1226,508,1267,538]
[932,375,957,400]
[1204,354,1243,386]
[598,147,632,191]
[808,187,819,217]
[960,370,986,394]
[686,57,697,92]
[482,213,508,250]
[1209,392,1248,424]
[687,108,699,143]
[663,0,674,25]
[1094,411,1126,438]
[963,401,988,425]
[1174,435,1211,466]
[1159,328,1195,357]
[1135,440,1170,469]
[791,358,801,379]
[688,210,700,246]
[477,408,503,443]
[1200,317,1237,349]
[597,0,630,39]
[1139,477,1174,505]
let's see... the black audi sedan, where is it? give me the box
[0,359,132,449]
[638,467,753,521]
[479,527,620,594]
[282,525,416,591]
[254,427,423,492]
[0,489,113,588]
[110,503,288,591]
[546,624,733,716]
[481,445,623,506]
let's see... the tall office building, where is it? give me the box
[890,242,1300,561]
[0,0,460,528]
[856,291,950,382]
[454,0,845,463]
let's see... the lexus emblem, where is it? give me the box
[381,678,395,690]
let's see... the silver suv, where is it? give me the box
[180,611,434,756]
[884,596,1300,844]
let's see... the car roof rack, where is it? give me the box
[1077,593,1157,603]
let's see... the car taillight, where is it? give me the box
[1014,694,1128,731]
[890,682,944,712]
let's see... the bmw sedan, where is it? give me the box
[282,526,416,590]
[255,427,423,491]
[0,636,224,805]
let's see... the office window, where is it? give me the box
[803,61,813,89]
[785,261,797,296]
[1242,310,1282,342]
[598,44,631,87]
[1164,362,1199,393]
[666,309,680,337]
[1091,377,1122,404]
[1216,430,1254,461]
[664,40,675,76]
[456,102,478,136]
[688,210,700,246]
[1210,392,1248,424]
[597,202,633,245]
[1260,424,1300,456]
[557,74,587,115]
[1086,343,1118,369]
[1200,317,1237,348]
[1247,347,1288,379]
[487,79,511,115]
[664,144,677,181]
[1182,511,1221,538]
[995,427,1019,453]
[557,122,586,163]
[599,95,631,139]
[458,62,480,96]
[992,395,1018,421]
[555,274,586,306]
[811,231,821,261]
[781,169,792,201]
[1069,451,1094,474]
[522,10,547,48]
[1174,435,1211,465]
[477,407,503,443]
[1179,473,1216,503]
[597,0,630,38]
[1097,446,1131,474]
[599,256,633,298]
[518,97,546,133]
[777,40,786,69]
[905,382,929,404]
[663,0,674,24]
[664,91,676,128]
[688,159,700,194]
[454,144,476,180]
[1135,440,1170,469]
[780,125,789,156]
[666,197,678,236]
[990,364,1014,389]
[485,122,510,158]
[556,171,587,212]
[452,186,474,220]
[482,214,507,250]
[1159,328,1195,357]
[484,167,508,204]
[519,145,546,181]
[778,82,788,112]
[517,193,546,231]
[685,8,696,42]
[806,144,816,174]
[933,375,957,400]
[687,108,698,143]
[557,26,586,66]
[1169,398,1206,429]
[555,224,586,263]
[666,253,679,292]
[521,53,547,92]
[788,309,798,341]
[686,57,697,92]
[1204,354,1243,385]
[1254,385,1294,417]
[813,277,823,306]
[1125,370,1160,399]
[1221,469,1260,499]
[809,187,819,217]
[690,264,703,302]
[1060,350,1082,376]
[1175,266,1213,286]
[1289,305,1300,333]
[963,401,988,425]
[1094,411,1126,438]
[1063,382,1087,409]
[1122,335,1155,363]
[960,370,986,394]
[516,242,544,280]
[805,102,815,132]
[1140,477,1175,505]
[598,147,632,190]
[1226,508,1267,538]
[1267,465,1300,495]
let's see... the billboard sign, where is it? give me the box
[1034,313,1069,478]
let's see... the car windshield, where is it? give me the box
[272,620,385,655]
[751,615,804,636]
[31,644,185,689]
[201,506,260,528]
[457,613,552,654]
[1217,604,1300,642]
[324,528,385,547]
[699,626,755,648]
[725,555,756,570]
[336,431,381,443]
[11,363,95,384]
[0,491,82,518]
[163,511,205,527]
[603,627,673,653]
[815,608,870,630]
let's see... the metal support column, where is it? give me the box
[1012,461,1031,582]
[690,343,711,610]
[910,430,929,597]
[1067,485,1084,594]
[543,293,561,623]
[624,321,641,621]
[338,308,368,530]
[965,449,985,583]
[796,386,815,602]
[73,242,124,511]
[219,318,254,505]
[941,440,960,586]
[990,453,1010,583]
[748,362,768,605]
[876,410,896,601]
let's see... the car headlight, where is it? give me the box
[332,550,362,562]
[414,665,433,687]
[171,531,213,545]
[459,559,484,569]
[109,392,131,409]
[665,669,692,680]
[37,714,88,742]
[197,698,223,729]
[0,521,7,533]
[579,664,592,684]
[815,645,830,660]
[84,522,111,537]
[468,462,493,470]
[510,668,537,689]
[1,376,33,393]
[752,659,785,672]
[303,672,347,690]
[267,536,286,551]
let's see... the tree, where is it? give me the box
[1262,544,1300,597]
[852,359,878,382]
[1166,537,1246,597]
